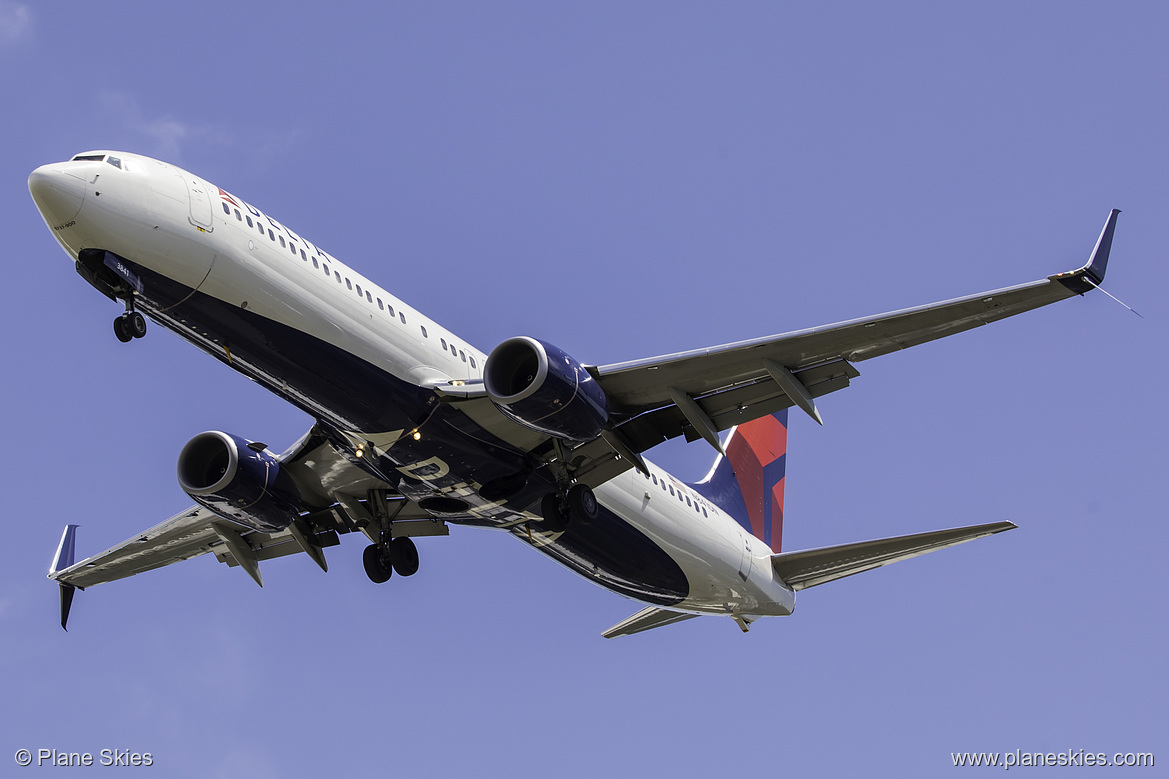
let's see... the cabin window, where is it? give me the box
[257,221,264,235]
[335,272,342,283]
[300,249,307,261]
[377,298,384,310]
[702,508,708,518]
[668,485,674,496]
[355,283,362,296]
[387,304,395,316]
[313,258,319,269]
[469,356,476,369]
[279,236,286,248]
[323,264,330,275]
[269,230,275,241]
[651,475,658,485]
[459,350,466,362]
[235,209,242,221]
[685,496,691,507]
[366,291,372,303]
[420,326,428,338]
[222,203,230,215]
[441,338,448,349]
[399,312,407,324]
[246,216,253,227]
[345,278,352,290]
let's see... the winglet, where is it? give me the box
[50,524,79,576]
[50,525,80,631]
[1054,209,1120,293]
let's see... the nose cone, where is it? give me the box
[29,163,86,227]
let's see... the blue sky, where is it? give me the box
[2,3,1165,776]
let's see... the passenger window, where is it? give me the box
[235,209,242,221]
[366,291,372,303]
[702,508,708,517]
[668,485,674,496]
[257,222,264,234]
[377,298,384,310]
[323,264,330,275]
[685,496,691,506]
[246,216,253,227]
[469,356,476,369]
[420,326,428,338]
[279,236,286,248]
[441,338,448,349]
[269,230,275,241]
[651,475,658,485]
[460,350,466,362]
[345,278,352,289]
[387,304,395,316]
[400,312,406,324]
[300,249,307,260]
[335,272,342,283]
[355,283,362,296]
[222,203,230,215]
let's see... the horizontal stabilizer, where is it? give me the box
[771,520,1016,590]
[602,606,699,639]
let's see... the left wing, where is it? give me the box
[588,211,1119,455]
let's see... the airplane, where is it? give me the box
[30,150,1120,638]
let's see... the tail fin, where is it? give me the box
[691,409,788,552]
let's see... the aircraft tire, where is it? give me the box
[127,311,147,338]
[113,316,132,343]
[363,543,393,584]
[540,492,567,533]
[567,484,598,525]
[390,537,419,577]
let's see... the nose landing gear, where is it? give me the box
[113,306,146,343]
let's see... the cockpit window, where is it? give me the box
[71,154,105,162]
[106,156,122,169]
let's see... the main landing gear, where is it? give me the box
[362,537,420,584]
[540,483,598,532]
[113,307,146,343]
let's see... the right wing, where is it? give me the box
[770,520,1016,591]
[47,423,437,628]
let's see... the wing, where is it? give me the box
[770,520,1016,590]
[47,423,436,628]
[589,210,1119,455]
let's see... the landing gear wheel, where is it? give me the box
[127,310,147,338]
[541,492,567,533]
[363,544,393,583]
[567,483,598,524]
[113,316,132,343]
[390,537,420,577]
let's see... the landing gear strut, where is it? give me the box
[362,537,420,584]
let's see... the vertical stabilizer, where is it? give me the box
[691,410,788,552]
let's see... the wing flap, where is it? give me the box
[771,520,1016,590]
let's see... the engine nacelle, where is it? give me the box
[484,336,609,442]
[177,431,303,532]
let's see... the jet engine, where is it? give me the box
[484,336,609,442]
[177,431,303,532]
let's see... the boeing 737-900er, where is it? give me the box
[30,150,1120,637]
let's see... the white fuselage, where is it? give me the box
[30,151,796,620]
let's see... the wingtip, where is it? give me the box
[1084,209,1121,285]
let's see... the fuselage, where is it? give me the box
[29,151,796,620]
